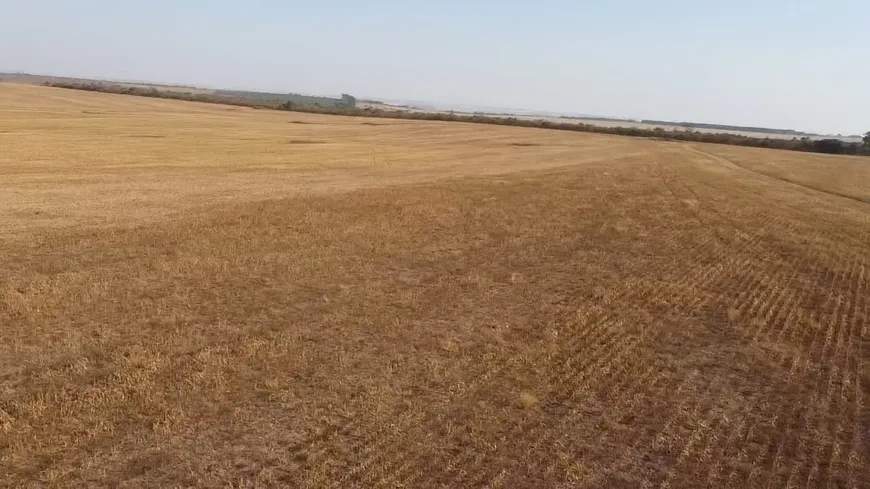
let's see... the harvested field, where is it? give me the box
[1,83,869,488]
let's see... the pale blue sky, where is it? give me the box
[1,1,866,134]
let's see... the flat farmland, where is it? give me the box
[1,83,869,488]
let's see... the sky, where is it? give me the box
[1,0,867,135]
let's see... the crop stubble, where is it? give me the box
[1,84,869,487]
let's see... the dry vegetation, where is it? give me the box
[1,83,869,488]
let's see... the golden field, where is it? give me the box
[1,83,869,488]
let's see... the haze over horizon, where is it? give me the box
[2,0,867,135]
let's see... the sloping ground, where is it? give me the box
[690,144,870,204]
[1,84,868,488]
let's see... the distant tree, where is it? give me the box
[340,93,357,108]
[863,131,870,148]
[815,139,844,154]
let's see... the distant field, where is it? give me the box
[358,102,863,143]
[1,73,351,108]
[2,83,869,488]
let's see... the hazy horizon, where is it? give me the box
[2,1,867,135]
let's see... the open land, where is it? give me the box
[3,73,858,143]
[1,83,869,488]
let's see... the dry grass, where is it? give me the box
[1,83,869,488]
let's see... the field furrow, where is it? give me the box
[3,84,869,488]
